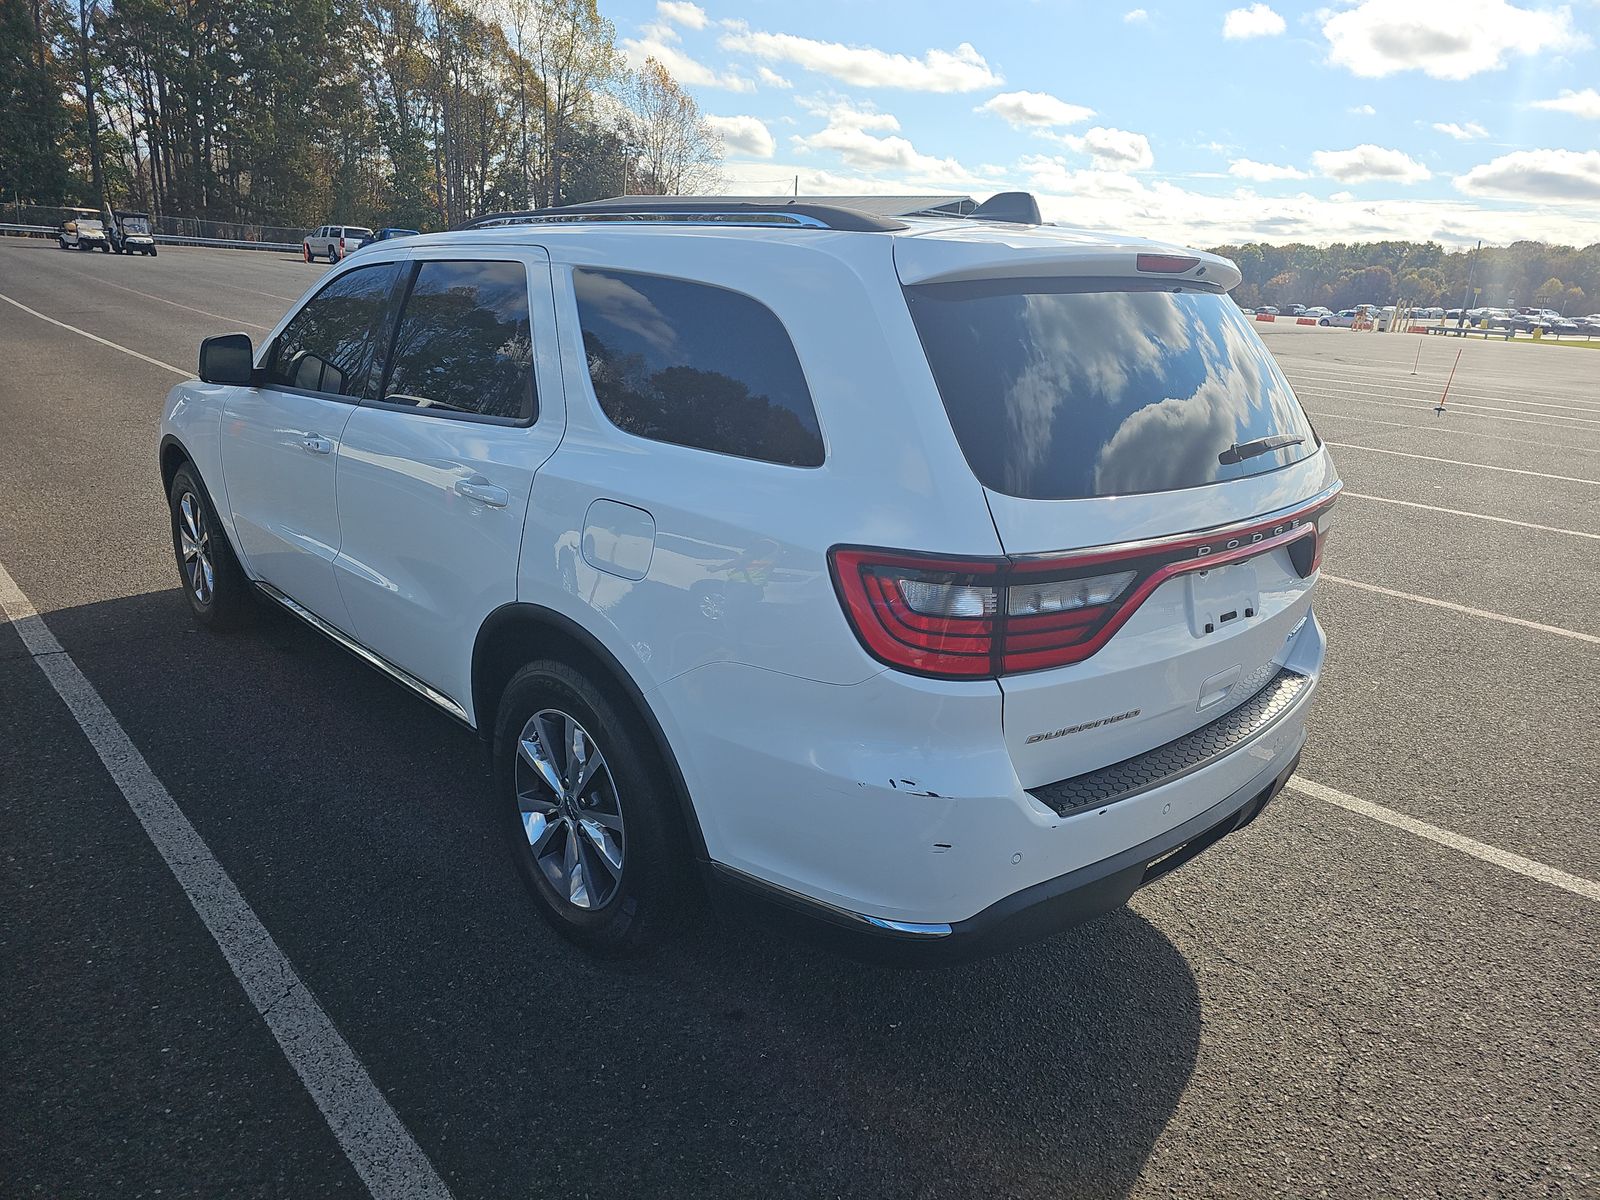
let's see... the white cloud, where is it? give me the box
[718,29,1001,91]
[1049,126,1155,170]
[621,22,754,91]
[711,157,1600,247]
[977,91,1095,129]
[1124,8,1150,22]
[1455,148,1600,202]
[1312,144,1432,183]
[1348,104,1376,116]
[800,100,901,133]
[1223,4,1286,39]
[1531,88,1600,120]
[790,104,999,188]
[756,66,792,89]
[1432,121,1489,140]
[656,1,706,29]
[706,114,775,159]
[1229,158,1311,181]
[1322,0,1586,80]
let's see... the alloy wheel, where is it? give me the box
[176,491,214,605]
[514,709,626,910]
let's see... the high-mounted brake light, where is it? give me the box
[1136,253,1201,274]
[829,490,1339,680]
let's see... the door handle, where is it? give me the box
[300,434,334,455]
[454,478,509,508]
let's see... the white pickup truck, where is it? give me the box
[302,225,372,263]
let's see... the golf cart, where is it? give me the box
[108,209,158,256]
[57,209,110,252]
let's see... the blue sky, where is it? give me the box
[611,0,1600,247]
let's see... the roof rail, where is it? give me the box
[463,200,907,233]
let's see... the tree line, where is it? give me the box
[1214,238,1600,315]
[0,0,723,232]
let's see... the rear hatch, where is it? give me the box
[895,226,1340,790]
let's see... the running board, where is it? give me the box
[254,582,472,727]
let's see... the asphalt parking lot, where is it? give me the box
[1,237,1596,1199]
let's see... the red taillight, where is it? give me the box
[1136,253,1201,273]
[831,550,1002,678]
[829,490,1339,681]
[829,550,1143,679]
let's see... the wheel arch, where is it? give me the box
[159,432,193,495]
[472,603,709,862]
[160,433,250,573]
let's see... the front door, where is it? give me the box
[333,248,563,714]
[221,259,402,631]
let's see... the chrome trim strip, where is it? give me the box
[254,583,472,727]
[1008,479,1343,563]
[713,865,954,939]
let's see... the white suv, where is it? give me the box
[158,196,1339,960]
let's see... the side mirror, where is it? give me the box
[198,333,255,385]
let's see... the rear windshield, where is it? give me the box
[344,227,372,238]
[904,281,1319,500]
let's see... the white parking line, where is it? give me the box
[1321,574,1600,644]
[1290,776,1600,903]
[1304,409,1600,456]
[1323,442,1600,485]
[1340,492,1600,540]
[1284,361,1600,410]
[1286,368,1600,417]
[0,291,190,378]
[47,261,272,330]
[0,561,452,1200]
[1294,387,1594,433]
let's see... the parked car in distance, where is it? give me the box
[1255,305,1279,315]
[369,227,420,243]
[108,209,158,256]
[160,196,1338,962]
[1321,308,1363,327]
[302,225,373,263]
[1302,307,1332,322]
[57,210,110,252]
[1285,304,1307,316]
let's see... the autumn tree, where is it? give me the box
[618,56,721,196]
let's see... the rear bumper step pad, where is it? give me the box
[1028,666,1311,817]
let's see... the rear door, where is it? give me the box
[332,247,563,714]
[898,251,1339,788]
[222,259,401,630]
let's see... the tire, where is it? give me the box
[57,238,68,250]
[328,245,339,263]
[493,660,688,957]
[99,241,110,253]
[1318,319,1330,326]
[149,248,157,257]
[167,463,253,630]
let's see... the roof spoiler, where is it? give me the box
[969,192,1042,225]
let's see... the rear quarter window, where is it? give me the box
[572,268,824,468]
[904,281,1319,500]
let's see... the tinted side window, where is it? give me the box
[573,268,823,467]
[264,263,398,397]
[382,260,535,421]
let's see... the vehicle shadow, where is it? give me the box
[31,587,1203,1199]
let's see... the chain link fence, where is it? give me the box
[1,203,305,250]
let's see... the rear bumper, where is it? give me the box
[714,741,1303,964]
